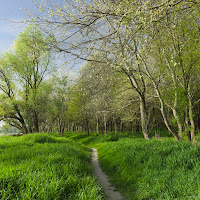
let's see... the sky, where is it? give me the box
[0,0,81,69]
[0,0,41,52]
[0,0,36,127]
[0,0,79,127]
[0,0,83,127]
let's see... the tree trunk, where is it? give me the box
[142,58,179,140]
[185,109,191,142]
[152,83,179,140]
[139,95,150,140]
[172,108,183,138]
[96,114,99,134]
[113,114,118,134]
[188,86,195,141]
[196,104,200,135]
[86,119,90,136]
[71,122,74,132]
[120,121,123,133]
[33,110,39,132]
[159,100,179,141]
[104,114,107,134]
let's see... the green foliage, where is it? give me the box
[0,124,19,134]
[0,133,105,200]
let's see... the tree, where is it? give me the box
[29,0,200,139]
[0,25,54,133]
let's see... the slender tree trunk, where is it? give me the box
[113,114,118,134]
[185,109,191,142]
[86,119,90,136]
[188,86,195,141]
[159,99,179,141]
[172,108,183,138]
[172,90,183,138]
[141,57,179,140]
[131,121,134,133]
[110,120,113,132]
[139,95,150,140]
[120,121,123,133]
[96,114,99,134]
[196,104,200,135]
[48,125,52,133]
[33,110,39,132]
[104,113,107,134]
[151,83,179,140]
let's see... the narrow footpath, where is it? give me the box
[91,148,123,200]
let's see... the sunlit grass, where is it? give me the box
[0,133,105,200]
[69,133,200,200]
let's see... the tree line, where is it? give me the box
[0,0,199,141]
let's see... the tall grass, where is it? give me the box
[68,133,200,200]
[0,133,105,200]
[97,138,200,200]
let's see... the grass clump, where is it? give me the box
[0,133,105,200]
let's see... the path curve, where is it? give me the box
[91,148,123,200]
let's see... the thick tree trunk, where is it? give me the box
[139,95,150,140]
[71,122,74,132]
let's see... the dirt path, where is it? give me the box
[91,148,123,200]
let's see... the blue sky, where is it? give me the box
[0,0,41,52]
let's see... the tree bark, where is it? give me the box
[104,113,107,134]
[188,85,195,141]
[139,95,150,140]
[33,110,39,132]
[184,109,191,142]
[113,114,118,134]
[172,90,183,138]
[86,119,90,136]
[96,114,99,134]
[140,54,179,140]
[172,108,183,138]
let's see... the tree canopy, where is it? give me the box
[0,0,199,140]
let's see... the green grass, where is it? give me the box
[68,133,200,200]
[0,133,105,200]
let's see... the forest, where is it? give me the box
[0,1,200,200]
[0,0,199,141]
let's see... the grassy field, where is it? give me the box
[0,133,105,200]
[68,133,200,200]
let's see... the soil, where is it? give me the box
[91,148,124,200]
